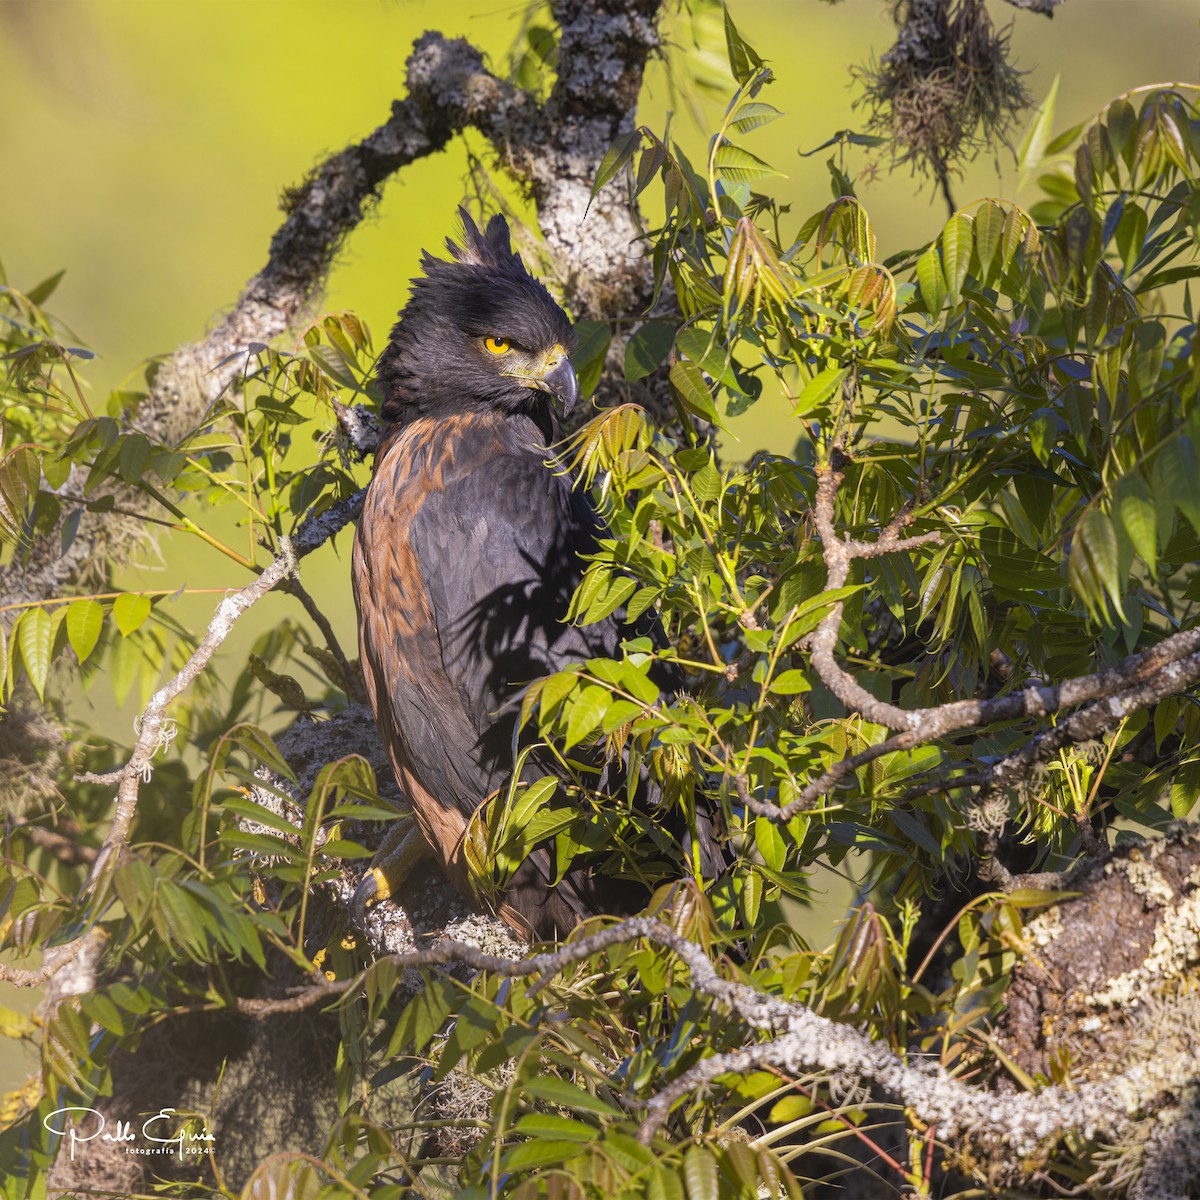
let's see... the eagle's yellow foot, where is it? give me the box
[350,819,431,927]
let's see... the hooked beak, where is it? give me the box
[542,356,578,414]
[515,343,578,414]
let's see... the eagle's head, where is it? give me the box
[378,210,578,424]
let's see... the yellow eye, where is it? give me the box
[483,336,511,356]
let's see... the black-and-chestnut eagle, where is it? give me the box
[352,211,712,941]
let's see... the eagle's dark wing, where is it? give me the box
[418,448,655,936]
[354,413,650,937]
[414,455,618,754]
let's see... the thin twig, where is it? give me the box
[2,492,364,987]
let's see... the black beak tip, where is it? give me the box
[545,358,579,415]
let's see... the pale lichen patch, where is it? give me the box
[1087,888,1200,1009]
[1025,905,1065,948]
[1115,856,1177,909]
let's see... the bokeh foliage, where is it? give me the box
[4,6,1200,1198]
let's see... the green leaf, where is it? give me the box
[625,585,661,625]
[511,1114,597,1143]
[118,434,152,485]
[66,599,104,664]
[1001,206,1031,272]
[522,670,577,729]
[684,1144,719,1200]
[649,1166,687,1200]
[754,817,786,872]
[1114,472,1157,574]
[769,1095,814,1124]
[220,795,301,837]
[393,977,455,1055]
[741,867,762,925]
[1068,507,1124,620]
[769,669,811,695]
[792,365,847,417]
[1170,759,1200,818]
[1019,74,1059,177]
[669,359,721,423]
[573,319,612,398]
[1115,203,1148,276]
[620,660,661,705]
[26,269,66,305]
[586,576,638,624]
[501,1140,584,1173]
[112,592,152,637]
[219,722,299,785]
[156,882,206,956]
[941,213,973,306]
[588,130,642,210]
[522,1076,622,1116]
[564,685,611,748]
[1106,98,1137,162]
[915,244,946,316]
[974,201,1004,281]
[890,807,942,858]
[713,142,777,184]
[624,320,676,382]
[1130,321,1165,400]
[1028,408,1057,466]
[18,607,54,700]
[730,102,782,135]
[723,6,764,86]
[1154,437,1200,533]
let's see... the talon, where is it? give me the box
[350,867,391,926]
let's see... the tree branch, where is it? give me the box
[204,912,1190,1168]
[0,31,521,615]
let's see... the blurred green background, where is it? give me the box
[1,0,1196,1102]
[5,0,1197,402]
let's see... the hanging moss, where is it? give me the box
[856,0,1031,207]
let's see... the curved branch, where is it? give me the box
[805,446,1200,739]
[200,913,1186,1164]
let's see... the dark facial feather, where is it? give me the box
[378,210,575,424]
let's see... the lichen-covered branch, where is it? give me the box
[188,908,1196,1177]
